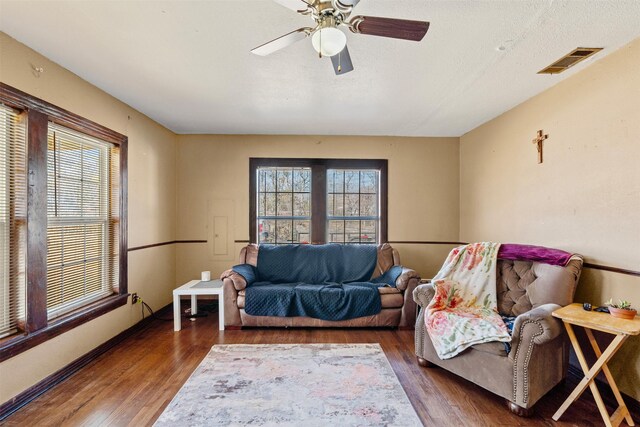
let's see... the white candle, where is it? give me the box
[201,271,211,281]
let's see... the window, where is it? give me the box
[250,159,387,245]
[256,167,311,244]
[0,83,127,360]
[0,105,27,339]
[327,169,380,244]
[46,124,120,319]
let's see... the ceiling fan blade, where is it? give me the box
[350,16,429,41]
[273,0,311,12]
[251,28,313,56]
[331,46,354,75]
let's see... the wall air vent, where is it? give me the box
[538,47,603,74]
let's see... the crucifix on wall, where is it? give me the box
[532,130,549,164]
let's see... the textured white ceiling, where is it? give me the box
[1,0,640,136]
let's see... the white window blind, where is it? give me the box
[0,104,27,338]
[47,124,119,319]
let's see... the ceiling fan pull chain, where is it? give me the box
[319,28,322,58]
[338,51,342,73]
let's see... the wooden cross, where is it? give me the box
[532,130,549,164]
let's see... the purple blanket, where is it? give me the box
[497,244,572,266]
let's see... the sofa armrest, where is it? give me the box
[222,278,242,327]
[396,267,420,291]
[220,269,247,291]
[508,303,563,360]
[412,282,435,308]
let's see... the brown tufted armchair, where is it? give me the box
[413,256,583,416]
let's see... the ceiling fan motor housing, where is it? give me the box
[310,1,353,26]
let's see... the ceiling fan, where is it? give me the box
[251,0,430,75]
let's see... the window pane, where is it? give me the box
[276,169,292,192]
[293,193,310,217]
[360,194,377,216]
[258,193,265,217]
[258,219,275,244]
[327,193,334,216]
[264,169,276,192]
[344,194,359,216]
[329,170,344,193]
[361,220,377,243]
[360,171,377,193]
[329,194,344,216]
[328,220,344,243]
[85,260,103,294]
[55,177,82,217]
[293,169,311,192]
[344,171,359,193]
[258,169,266,192]
[362,220,377,234]
[276,193,292,216]
[293,220,310,244]
[83,182,101,216]
[264,193,276,216]
[82,149,101,183]
[345,220,360,243]
[276,220,293,244]
[62,225,86,265]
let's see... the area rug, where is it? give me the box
[154,343,422,426]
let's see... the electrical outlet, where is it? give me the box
[131,293,139,304]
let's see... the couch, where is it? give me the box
[221,243,420,328]
[413,255,583,416]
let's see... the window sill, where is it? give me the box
[0,294,128,363]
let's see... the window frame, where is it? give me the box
[249,158,387,244]
[0,83,128,362]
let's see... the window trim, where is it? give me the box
[0,83,128,363]
[249,158,388,244]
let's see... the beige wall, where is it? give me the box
[175,134,460,283]
[460,37,640,399]
[0,32,178,403]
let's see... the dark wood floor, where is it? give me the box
[2,307,637,426]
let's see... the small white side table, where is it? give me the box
[173,279,224,331]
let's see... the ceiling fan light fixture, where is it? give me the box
[311,26,347,57]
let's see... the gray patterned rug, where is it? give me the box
[155,343,422,426]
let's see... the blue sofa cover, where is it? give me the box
[232,244,402,321]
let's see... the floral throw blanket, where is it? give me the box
[425,242,511,359]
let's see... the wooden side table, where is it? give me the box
[173,279,224,331]
[552,303,640,427]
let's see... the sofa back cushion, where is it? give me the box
[256,244,377,284]
[496,257,583,316]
